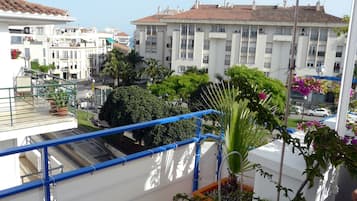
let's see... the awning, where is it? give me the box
[106,38,116,44]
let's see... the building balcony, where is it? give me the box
[0,110,354,201]
[0,70,77,140]
[208,32,227,39]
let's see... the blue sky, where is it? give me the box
[32,0,352,35]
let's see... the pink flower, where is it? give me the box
[258,92,267,100]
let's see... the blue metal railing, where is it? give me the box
[0,109,221,201]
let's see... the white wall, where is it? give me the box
[6,142,219,201]
[0,139,21,190]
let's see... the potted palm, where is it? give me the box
[54,89,69,116]
[189,82,271,201]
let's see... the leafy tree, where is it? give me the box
[127,50,144,69]
[31,61,55,73]
[226,65,286,114]
[99,86,194,146]
[144,105,195,147]
[100,48,138,87]
[149,73,209,101]
[334,15,349,36]
[142,58,173,84]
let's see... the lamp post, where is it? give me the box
[301,95,307,121]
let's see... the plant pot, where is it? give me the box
[192,177,253,201]
[56,107,68,116]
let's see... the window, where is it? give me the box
[336,46,343,57]
[181,39,187,49]
[56,51,59,58]
[211,25,225,32]
[52,51,55,59]
[24,48,30,59]
[310,29,319,41]
[74,51,77,59]
[336,52,342,57]
[181,24,187,35]
[204,40,210,50]
[264,72,270,77]
[242,26,249,37]
[180,51,186,59]
[309,45,316,56]
[250,27,257,38]
[70,65,73,69]
[241,47,248,53]
[224,55,230,65]
[264,62,271,68]
[188,25,194,35]
[188,52,193,59]
[265,43,273,54]
[43,48,46,57]
[203,55,209,64]
[188,39,194,49]
[62,51,68,59]
[334,62,341,73]
[317,51,325,57]
[70,51,73,59]
[320,29,328,41]
[11,36,22,44]
[178,66,185,73]
[249,47,256,53]
[225,40,232,52]
[74,64,77,69]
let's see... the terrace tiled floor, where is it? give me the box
[0,98,75,132]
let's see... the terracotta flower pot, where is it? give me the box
[56,107,68,116]
[192,177,253,201]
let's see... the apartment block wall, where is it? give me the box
[134,21,350,81]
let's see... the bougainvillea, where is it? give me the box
[292,76,322,96]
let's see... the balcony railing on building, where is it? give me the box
[0,69,76,132]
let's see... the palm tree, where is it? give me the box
[127,50,144,69]
[101,48,138,87]
[143,58,173,84]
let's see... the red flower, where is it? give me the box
[258,92,267,100]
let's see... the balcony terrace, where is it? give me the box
[0,70,77,141]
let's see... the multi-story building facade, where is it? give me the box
[0,0,75,190]
[10,26,130,80]
[133,2,347,82]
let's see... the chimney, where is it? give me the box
[157,6,160,14]
[194,0,199,9]
[283,0,287,8]
[252,0,256,10]
[316,0,321,11]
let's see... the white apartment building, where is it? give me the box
[132,2,348,82]
[10,26,130,80]
[0,0,75,190]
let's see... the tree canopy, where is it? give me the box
[101,48,142,87]
[141,58,173,84]
[99,86,195,147]
[149,73,209,101]
[31,61,55,73]
[226,65,286,114]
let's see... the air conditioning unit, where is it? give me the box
[24,27,30,34]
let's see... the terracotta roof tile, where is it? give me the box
[117,32,129,37]
[0,0,68,16]
[162,5,343,24]
[133,14,169,23]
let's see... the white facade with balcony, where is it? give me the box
[133,4,350,82]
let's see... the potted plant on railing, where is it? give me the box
[54,89,69,116]
[174,82,273,201]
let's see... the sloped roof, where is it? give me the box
[0,0,68,16]
[136,5,343,24]
[133,14,170,24]
[117,32,129,37]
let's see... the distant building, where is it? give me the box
[10,26,130,80]
[132,2,349,82]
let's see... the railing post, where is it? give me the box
[193,117,202,192]
[8,88,13,126]
[42,147,51,201]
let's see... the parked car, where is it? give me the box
[308,108,330,117]
[290,105,303,115]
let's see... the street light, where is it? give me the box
[301,95,308,121]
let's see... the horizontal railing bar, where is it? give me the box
[0,83,76,91]
[0,133,222,198]
[0,110,218,157]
